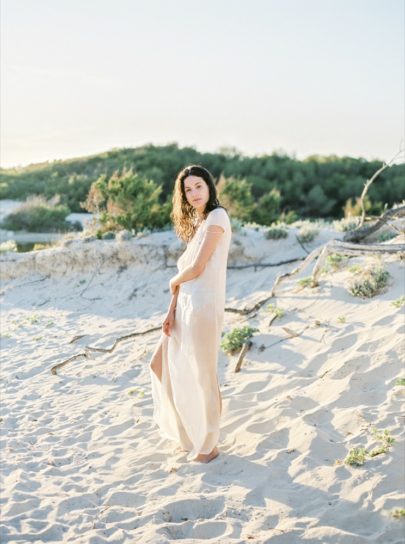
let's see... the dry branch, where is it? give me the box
[51,325,161,374]
[343,204,405,243]
[234,340,253,373]
[357,147,404,227]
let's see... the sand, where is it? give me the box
[0,221,404,543]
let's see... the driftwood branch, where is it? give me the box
[358,146,404,228]
[234,340,253,373]
[225,239,404,317]
[51,325,161,374]
[343,204,405,243]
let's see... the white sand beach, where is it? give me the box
[0,222,404,543]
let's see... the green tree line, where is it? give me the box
[0,143,403,231]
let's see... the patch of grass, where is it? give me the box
[370,427,395,446]
[348,264,362,274]
[337,315,346,323]
[27,314,40,324]
[264,224,289,240]
[377,230,397,242]
[33,243,53,251]
[297,223,320,243]
[391,296,405,308]
[266,303,285,318]
[128,387,145,398]
[341,426,395,467]
[392,508,405,518]
[0,195,78,233]
[320,252,348,275]
[220,325,259,355]
[369,444,389,457]
[297,276,317,289]
[345,446,368,466]
[333,217,361,232]
[347,265,390,298]
[395,377,405,386]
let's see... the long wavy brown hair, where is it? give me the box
[171,164,227,243]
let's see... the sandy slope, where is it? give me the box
[0,224,404,543]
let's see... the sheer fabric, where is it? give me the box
[149,207,232,459]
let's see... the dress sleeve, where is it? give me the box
[205,207,229,233]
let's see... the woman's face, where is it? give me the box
[183,175,210,212]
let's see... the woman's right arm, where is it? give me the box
[167,286,179,314]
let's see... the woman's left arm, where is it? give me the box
[169,226,224,294]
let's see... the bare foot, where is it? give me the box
[193,446,220,463]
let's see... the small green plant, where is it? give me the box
[395,377,405,386]
[27,314,40,324]
[348,264,362,274]
[128,387,144,397]
[348,265,390,298]
[320,252,348,274]
[0,195,75,233]
[297,276,317,289]
[333,217,361,232]
[377,230,397,242]
[32,243,51,251]
[370,427,395,446]
[345,446,368,466]
[264,224,289,240]
[337,315,346,323]
[392,296,405,308]
[220,326,259,355]
[369,444,389,457]
[267,303,285,318]
[392,508,405,518]
[297,223,319,243]
[342,427,395,466]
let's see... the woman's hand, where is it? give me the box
[162,307,175,337]
[169,277,180,295]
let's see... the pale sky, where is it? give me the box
[1,0,404,169]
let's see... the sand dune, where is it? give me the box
[0,223,404,543]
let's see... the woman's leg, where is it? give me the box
[149,336,163,382]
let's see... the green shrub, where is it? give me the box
[377,230,397,242]
[251,188,282,226]
[296,223,320,243]
[348,265,390,298]
[333,217,361,232]
[265,224,289,239]
[392,296,405,308]
[0,195,75,233]
[345,446,368,466]
[267,303,285,318]
[320,252,348,274]
[220,325,259,354]
[297,276,317,288]
[83,167,170,232]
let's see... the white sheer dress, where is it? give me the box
[149,207,232,460]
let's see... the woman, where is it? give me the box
[149,164,232,463]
